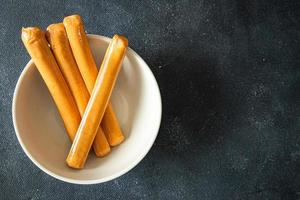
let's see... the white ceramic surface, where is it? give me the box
[12,35,162,184]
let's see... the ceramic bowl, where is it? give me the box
[12,35,162,184]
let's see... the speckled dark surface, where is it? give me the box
[0,0,299,199]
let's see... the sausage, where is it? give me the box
[46,23,110,157]
[63,15,125,146]
[66,34,128,168]
[21,27,81,141]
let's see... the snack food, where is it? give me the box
[46,23,110,156]
[21,27,81,141]
[66,35,128,168]
[64,15,125,146]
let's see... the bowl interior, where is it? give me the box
[13,35,161,184]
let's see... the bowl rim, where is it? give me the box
[12,34,162,184]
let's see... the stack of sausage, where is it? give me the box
[21,14,128,169]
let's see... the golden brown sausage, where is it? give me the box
[21,27,81,141]
[46,23,110,157]
[63,15,125,146]
[66,35,128,168]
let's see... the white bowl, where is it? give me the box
[12,34,162,184]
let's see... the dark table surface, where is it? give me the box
[0,0,299,199]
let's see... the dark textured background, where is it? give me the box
[0,0,299,199]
